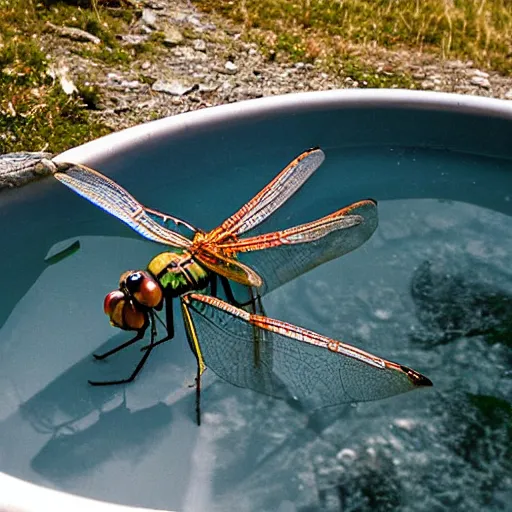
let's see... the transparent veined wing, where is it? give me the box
[205,148,325,243]
[194,248,263,287]
[217,199,378,296]
[145,206,198,241]
[53,162,193,248]
[183,293,432,408]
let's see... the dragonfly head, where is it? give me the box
[103,271,163,331]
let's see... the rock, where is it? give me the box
[142,0,166,8]
[120,80,142,90]
[471,69,490,78]
[421,79,436,90]
[119,34,149,46]
[505,89,512,100]
[446,60,466,69]
[107,73,123,83]
[141,61,151,70]
[142,9,158,30]
[193,39,207,52]
[186,15,216,32]
[45,21,100,45]
[224,61,238,74]
[48,64,77,95]
[470,75,491,88]
[198,83,219,93]
[152,79,198,96]
[163,26,184,47]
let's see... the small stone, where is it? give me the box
[224,61,238,74]
[48,64,77,95]
[193,39,206,52]
[107,73,122,83]
[163,26,184,47]
[152,79,198,96]
[198,83,219,93]
[470,75,491,88]
[45,21,100,44]
[471,69,489,78]
[504,89,512,100]
[180,46,206,60]
[294,62,305,69]
[446,60,466,69]
[248,48,257,56]
[421,79,436,90]
[120,80,141,90]
[119,34,148,46]
[142,9,158,29]
[141,61,151,70]
[142,0,165,8]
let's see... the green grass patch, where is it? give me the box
[0,0,142,153]
[0,37,111,153]
[193,0,512,75]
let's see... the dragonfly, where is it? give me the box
[52,148,432,424]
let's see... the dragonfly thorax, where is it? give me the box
[148,251,210,297]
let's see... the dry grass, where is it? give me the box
[193,0,512,74]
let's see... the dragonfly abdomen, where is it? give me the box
[148,251,210,297]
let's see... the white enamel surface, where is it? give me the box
[53,89,512,168]
[0,473,170,512]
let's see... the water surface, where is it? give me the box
[0,146,511,511]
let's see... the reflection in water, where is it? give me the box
[31,398,173,481]
[411,259,512,348]
[304,391,512,512]
[17,334,184,483]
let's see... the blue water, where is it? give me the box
[0,146,511,511]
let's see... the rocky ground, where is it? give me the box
[36,0,512,132]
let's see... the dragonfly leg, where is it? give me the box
[93,329,146,360]
[195,366,201,427]
[181,297,205,426]
[218,275,262,309]
[140,298,175,351]
[89,315,157,386]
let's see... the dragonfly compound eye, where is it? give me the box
[103,290,125,317]
[103,290,147,330]
[124,271,163,308]
[122,301,147,330]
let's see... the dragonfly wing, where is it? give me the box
[53,163,192,248]
[145,207,198,241]
[206,148,325,242]
[182,293,291,401]
[195,249,263,287]
[220,199,378,296]
[184,293,432,408]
